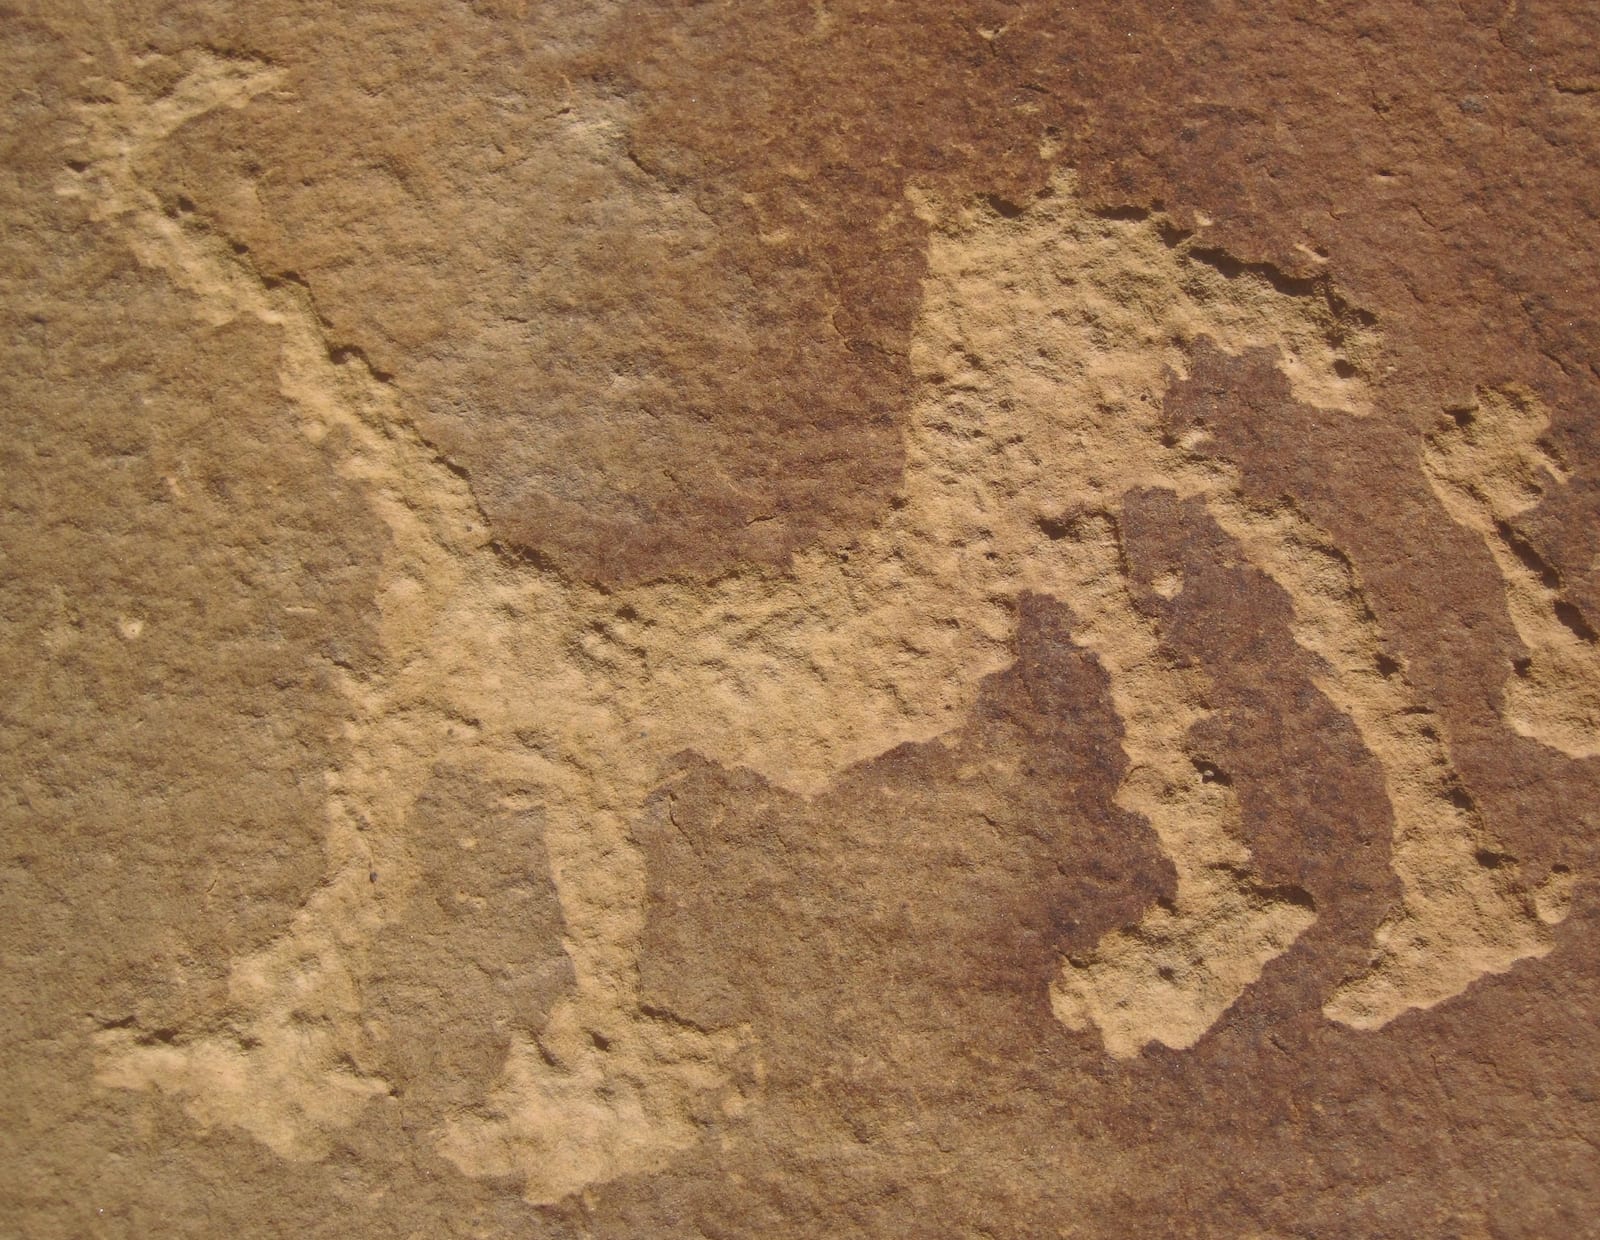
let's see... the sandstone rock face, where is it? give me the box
[5,2,1600,1235]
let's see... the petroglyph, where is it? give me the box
[907,187,1568,1048]
[1196,494,1571,1031]
[77,52,1577,1192]
[72,55,744,1194]
[1423,387,1600,757]
[1041,514,1315,1057]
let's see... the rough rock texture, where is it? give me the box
[4,1,1600,1236]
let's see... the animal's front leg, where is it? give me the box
[1039,512,1316,1057]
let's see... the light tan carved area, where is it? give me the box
[70,53,394,1157]
[906,190,1569,1043]
[1200,497,1573,1030]
[1039,514,1315,1057]
[75,52,1572,1200]
[1423,387,1600,758]
[72,54,746,1193]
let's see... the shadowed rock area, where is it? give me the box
[3,1,1599,1236]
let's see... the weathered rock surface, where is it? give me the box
[4,1,1599,1235]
